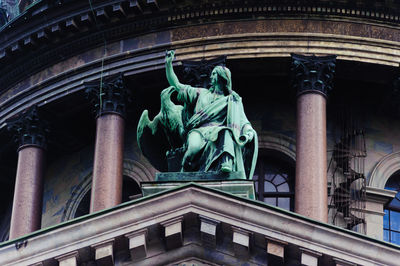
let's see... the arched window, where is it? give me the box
[74,176,142,218]
[384,171,400,244]
[252,154,295,211]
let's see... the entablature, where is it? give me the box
[2,0,400,95]
[0,183,398,265]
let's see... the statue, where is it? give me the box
[137,50,258,179]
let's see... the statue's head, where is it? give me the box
[210,66,232,94]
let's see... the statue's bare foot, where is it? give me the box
[220,154,233,172]
[221,165,232,173]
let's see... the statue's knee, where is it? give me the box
[186,144,200,158]
[187,132,204,152]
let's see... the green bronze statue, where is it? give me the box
[137,50,258,179]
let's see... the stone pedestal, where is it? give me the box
[142,172,255,200]
[291,54,336,222]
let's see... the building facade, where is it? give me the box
[1,0,400,265]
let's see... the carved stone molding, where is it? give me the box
[1,185,400,266]
[85,73,130,118]
[369,151,400,189]
[291,54,336,98]
[6,105,49,150]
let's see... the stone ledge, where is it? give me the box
[0,184,399,266]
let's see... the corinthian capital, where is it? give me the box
[85,73,130,118]
[7,105,49,150]
[291,54,336,98]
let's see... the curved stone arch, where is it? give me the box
[61,173,92,222]
[368,151,400,189]
[123,159,156,184]
[61,159,156,221]
[257,132,296,163]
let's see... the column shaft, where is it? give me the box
[9,146,45,239]
[90,113,124,213]
[291,53,335,222]
[295,93,327,222]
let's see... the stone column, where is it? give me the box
[7,106,48,239]
[291,54,336,222]
[86,74,129,213]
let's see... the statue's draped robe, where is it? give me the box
[178,85,258,179]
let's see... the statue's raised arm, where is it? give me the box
[165,50,185,91]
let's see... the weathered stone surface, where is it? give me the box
[300,248,322,266]
[141,179,256,200]
[161,216,184,250]
[91,239,114,266]
[232,226,252,258]
[1,185,400,266]
[55,251,79,266]
[199,215,220,248]
[125,229,148,260]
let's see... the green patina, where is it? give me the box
[137,50,258,179]
[141,179,256,200]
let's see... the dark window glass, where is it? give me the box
[252,155,295,211]
[384,171,400,245]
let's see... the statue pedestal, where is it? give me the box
[141,172,256,200]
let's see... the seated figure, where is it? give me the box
[137,50,258,179]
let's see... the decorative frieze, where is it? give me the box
[291,54,336,97]
[85,74,130,118]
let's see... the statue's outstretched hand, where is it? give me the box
[166,50,175,65]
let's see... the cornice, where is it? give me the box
[2,1,400,91]
[0,31,400,128]
[0,183,399,265]
[366,186,397,204]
